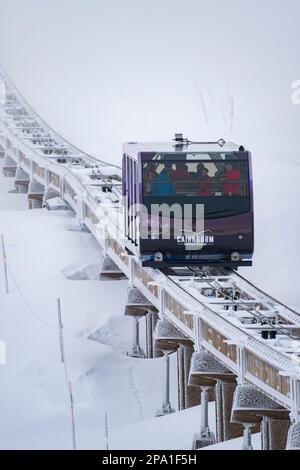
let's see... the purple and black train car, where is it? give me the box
[122,136,254,269]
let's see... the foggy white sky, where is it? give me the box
[0,0,299,165]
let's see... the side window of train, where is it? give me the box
[133,160,137,245]
[126,156,130,238]
[130,158,134,242]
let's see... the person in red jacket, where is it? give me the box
[197,167,212,196]
[222,163,241,196]
[171,163,193,193]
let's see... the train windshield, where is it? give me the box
[142,160,250,219]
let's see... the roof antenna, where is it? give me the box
[173,133,189,149]
[173,134,226,148]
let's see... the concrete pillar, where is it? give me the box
[30,199,43,209]
[242,424,254,450]
[192,387,216,449]
[156,351,175,417]
[145,310,159,359]
[15,168,30,193]
[128,316,145,358]
[28,180,44,209]
[43,187,60,207]
[177,345,200,410]
[215,381,243,442]
[200,387,209,435]
[3,168,16,177]
[100,255,124,280]
[16,184,28,194]
[3,154,17,177]
[261,417,290,450]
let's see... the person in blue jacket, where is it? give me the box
[150,164,176,196]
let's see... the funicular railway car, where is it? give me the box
[122,135,254,268]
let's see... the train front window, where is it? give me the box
[142,160,250,218]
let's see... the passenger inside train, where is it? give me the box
[144,160,245,198]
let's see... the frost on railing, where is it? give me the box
[164,290,194,331]
[6,139,17,156]
[48,171,60,189]
[246,351,290,397]
[85,204,99,225]
[20,152,31,168]
[133,261,158,299]
[107,238,129,267]
[64,181,77,201]
[5,138,18,157]
[32,161,45,179]
[203,322,237,363]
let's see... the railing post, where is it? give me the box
[158,283,165,317]
[236,341,247,385]
[128,255,134,287]
[103,225,109,256]
[194,316,203,351]
[285,372,300,450]
[148,276,167,317]
[288,373,300,424]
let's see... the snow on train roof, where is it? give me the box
[123,140,241,159]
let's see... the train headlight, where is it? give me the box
[231,251,240,261]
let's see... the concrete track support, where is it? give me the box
[156,351,176,417]
[15,167,30,194]
[125,286,157,358]
[154,319,193,417]
[215,381,244,443]
[3,154,17,177]
[261,417,290,450]
[99,255,125,280]
[128,315,145,358]
[231,383,289,450]
[177,345,200,411]
[28,180,44,210]
[145,310,159,359]
[192,386,216,449]
[43,187,61,207]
